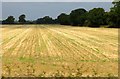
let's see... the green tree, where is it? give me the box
[108,1,120,28]
[87,8,105,27]
[3,16,15,24]
[57,13,70,25]
[70,8,87,26]
[36,16,54,24]
[18,14,26,23]
[42,16,54,24]
[104,12,110,25]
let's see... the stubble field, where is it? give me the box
[0,25,118,77]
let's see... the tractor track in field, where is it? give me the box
[44,26,109,61]
[45,26,118,61]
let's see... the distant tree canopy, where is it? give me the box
[2,1,120,28]
[70,8,87,26]
[18,14,26,23]
[57,13,70,25]
[87,8,106,27]
[36,16,56,24]
[2,16,15,24]
[108,1,120,28]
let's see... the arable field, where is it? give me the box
[1,25,118,77]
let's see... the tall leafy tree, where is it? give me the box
[70,8,87,26]
[57,13,70,25]
[108,1,120,28]
[87,8,105,27]
[2,16,15,24]
[18,14,26,23]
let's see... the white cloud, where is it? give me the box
[2,0,114,2]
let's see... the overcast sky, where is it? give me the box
[2,2,113,20]
[1,0,114,2]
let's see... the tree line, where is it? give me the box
[2,1,120,28]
